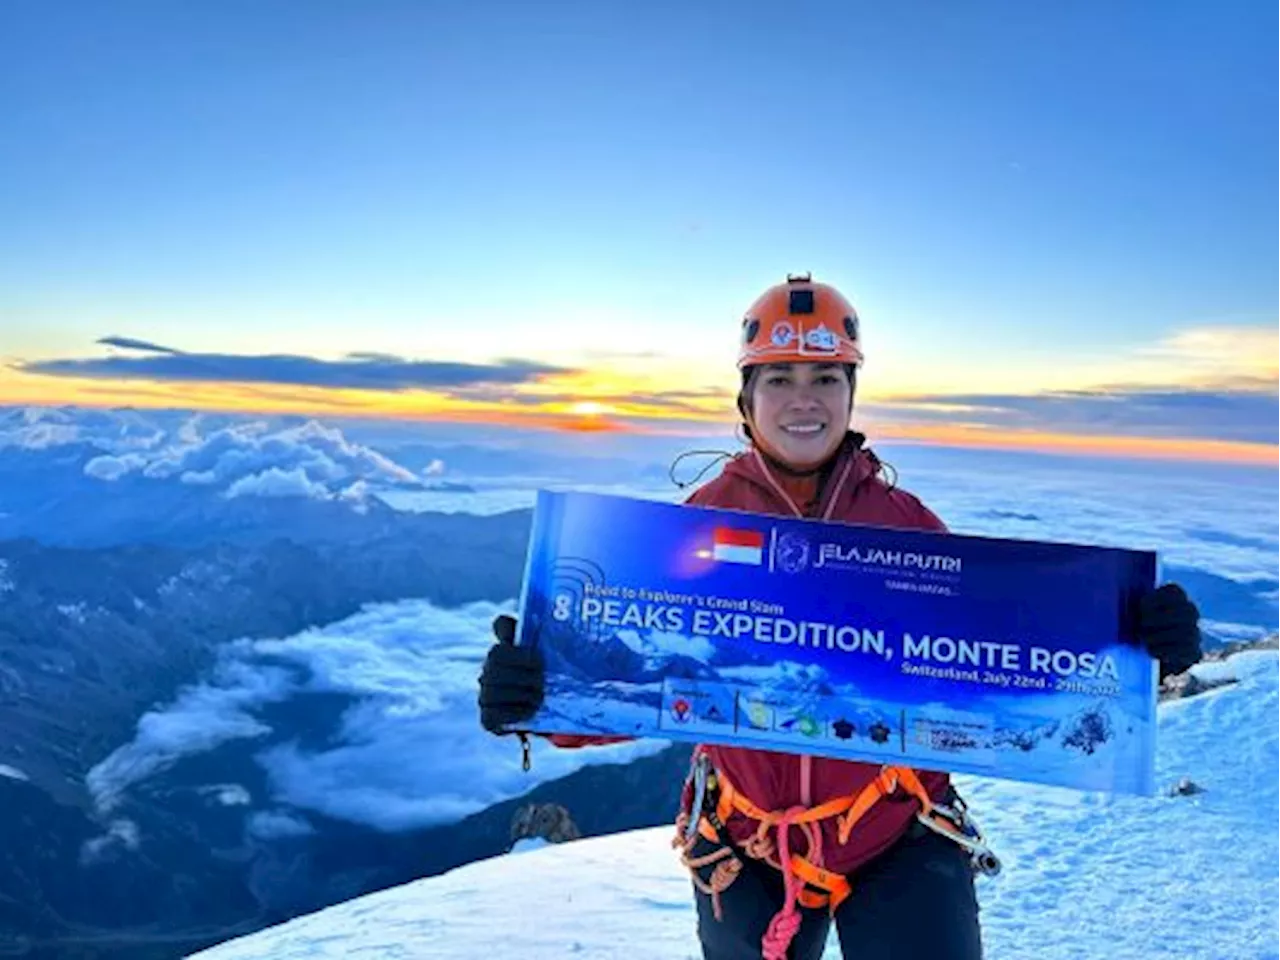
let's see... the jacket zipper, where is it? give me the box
[751,448,856,812]
[751,447,857,522]
[821,457,855,520]
[750,448,804,518]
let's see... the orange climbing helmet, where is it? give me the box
[737,273,864,370]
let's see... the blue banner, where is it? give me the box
[511,490,1159,795]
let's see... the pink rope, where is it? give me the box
[807,819,823,870]
[761,807,806,960]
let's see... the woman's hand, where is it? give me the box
[1136,583,1203,680]
[478,614,545,733]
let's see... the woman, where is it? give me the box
[478,274,1203,960]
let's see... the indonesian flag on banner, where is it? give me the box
[713,526,765,565]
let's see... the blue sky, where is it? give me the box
[0,1,1275,460]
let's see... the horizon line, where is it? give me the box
[1,393,1275,470]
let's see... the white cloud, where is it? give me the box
[20,406,74,426]
[337,479,374,514]
[84,453,148,481]
[57,602,88,623]
[1060,323,1280,394]
[883,445,1279,594]
[0,763,29,781]
[226,466,331,500]
[248,810,315,839]
[87,657,297,812]
[1141,325,1279,378]
[29,409,428,500]
[132,419,419,496]
[249,601,668,832]
[0,406,167,452]
[200,783,253,807]
[339,479,371,500]
[177,414,204,445]
[89,598,668,832]
[2,421,83,449]
[80,819,141,865]
[5,406,708,512]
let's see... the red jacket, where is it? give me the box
[555,433,953,877]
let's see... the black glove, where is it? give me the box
[478,614,545,734]
[1136,583,1203,681]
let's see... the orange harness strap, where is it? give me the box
[703,763,937,915]
[714,773,861,832]
[686,758,999,960]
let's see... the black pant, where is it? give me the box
[691,823,983,960]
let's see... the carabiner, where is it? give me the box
[685,752,712,841]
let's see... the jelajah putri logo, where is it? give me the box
[814,542,962,573]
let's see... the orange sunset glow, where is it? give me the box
[2,356,1275,466]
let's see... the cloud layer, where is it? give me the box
[83,418,424,501]
[7,323,1275,460]
[1134,325,1279,384]
[20,340,570,392]
[17,404,1274,846]
[0,405,168,452]
[865,384,1279,444]
[98,336,182,354]
[86,599,668,832]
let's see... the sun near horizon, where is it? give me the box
[1,342,1275,467]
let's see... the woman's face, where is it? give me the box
[747,362,852,468]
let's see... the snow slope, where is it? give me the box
[189,649,1279,960]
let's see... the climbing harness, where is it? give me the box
[673,750,1001,960]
